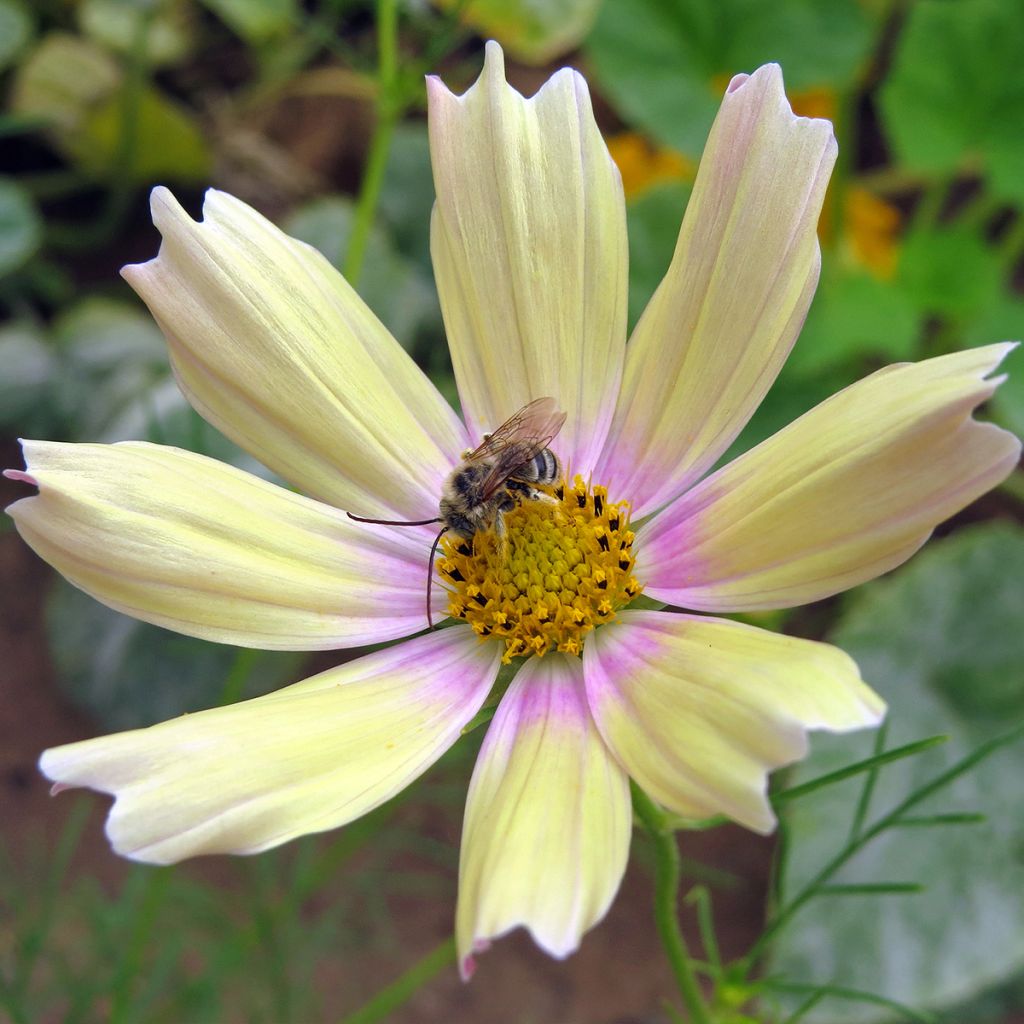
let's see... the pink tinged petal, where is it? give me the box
[594,64,836,516]
[428,41,628,473]
[7,439,447,650]
[122,187,469,520]
[584,611,884,833]
[639,345,1021,611]
[455,654,631,978]
[39,629,500,864]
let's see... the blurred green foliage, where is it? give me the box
[1,0,1023,1021]
[771,525,1024,1021]
[587,0,872,153]
[0,737,477,1023]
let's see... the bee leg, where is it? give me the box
[511,482,557,506]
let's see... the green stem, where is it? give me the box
[10,798,91,1015]
[847,720,887,842]
[998,212,1024,277]
[218,647,261,706]
[632,785,712,1024]
[343,0,401,286]
[340,935,455,1024]
[109,868,172,1024]
[248,856,292,1021]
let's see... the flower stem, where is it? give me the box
[340,935,455,1024]
[344,0,401,287]
[632,784,712,1024]
[998,211,1024,277]
[218,647,261,706]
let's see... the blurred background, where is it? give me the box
[1,0,1023,1021]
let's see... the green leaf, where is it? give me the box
[896,225,1001,321]
[284,195,440,349]
[788,268,921,377]
[0,0,33,72]
[587,0,872,155]
[770,524,1024,1021]
[723,361,846,464]
[0,177,42,277]
[879,0,1024,206]
[437,0,600,64]
[195,0,297,44]
[49,297,266,473]
[0,321,55,429]
[50,296,167,436]
[10,33,120,135]
[75,87,210,183]
[47,578,305,730]
[624,180,690,331]
[78,0,193,67]
[10,32,209,182]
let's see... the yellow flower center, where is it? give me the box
[438,475,642,663]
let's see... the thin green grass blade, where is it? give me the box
[762,979,937,1023]
[817,882,924,896]
[848,720,889,841]
[340,936,455,1024]
[891,813,986,827]
[772,735,947,806]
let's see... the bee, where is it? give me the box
[348,397,566,629]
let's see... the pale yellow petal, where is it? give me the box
[595,64,836,515]
[428,41,628,473]
[8,440,443,649]
[585,612,884,832]
[639,345,1021,611]
[40,629,500,864]
[456,653,630,977]
[122,187,469,519]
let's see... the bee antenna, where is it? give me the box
[347,512,443,527]
[426,526,449,630]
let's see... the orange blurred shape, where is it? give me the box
[789,86,838,123]
[607,132,695,199]
[844,186,901,279]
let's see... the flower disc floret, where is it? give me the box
[439,476,642,662]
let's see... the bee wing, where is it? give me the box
[467,398,567,501]
[466,397,566,461]
[476,441,546,501]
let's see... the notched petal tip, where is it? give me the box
[121,186,191,281]
[148,183,182,228]
[482,38,505,75]
[3,468,37,487]
[747,801,778,836]
[982,339,1020,373]
[725,70,753,93]
[459,939,490,982]
[731,62,835,140]
[40,749,78,796]
[432,40,509,105]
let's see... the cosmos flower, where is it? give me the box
[7,43,1019,978]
